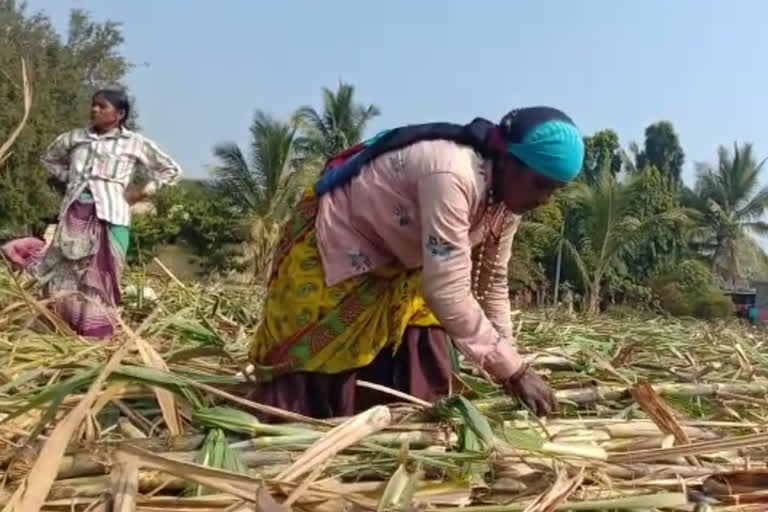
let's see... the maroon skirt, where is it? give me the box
[241,326,452,422]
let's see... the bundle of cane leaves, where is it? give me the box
[0,363,208,438]
[192,406,320,441]
[189,427,247,496]
[427,395,498,487]
[432,396,497,449]
[148,314,226,346]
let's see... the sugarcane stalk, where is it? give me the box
[437,492,687,511]
[609,431,768,464]
[30,446,372,482]
[277,405,392,483]
[602,462,748,479]
[41,472,187,501]
[111,453,139,512]
[65,435,207,455]
[118,417,148,439]
[478,381,768,410]
[517,418,762,429]
[230,428,443,450]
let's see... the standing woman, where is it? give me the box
[1,89,182,338]
[245,106,584,419]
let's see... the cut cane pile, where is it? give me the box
[1,265,767,512]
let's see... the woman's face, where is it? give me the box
[496,154,564,214]
[90,95,124,132]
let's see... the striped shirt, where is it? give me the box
[42,126,182,227]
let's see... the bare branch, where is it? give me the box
[0,58,32,167]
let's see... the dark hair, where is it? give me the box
[92,89,131,126]
[498,106,575,143]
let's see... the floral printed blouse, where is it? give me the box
[315,140,525,381]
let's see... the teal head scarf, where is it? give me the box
[499,108,584,183]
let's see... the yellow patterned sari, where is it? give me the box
[248,189,439,381]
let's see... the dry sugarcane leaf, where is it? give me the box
[522,470,584,512]
[116,317,181,436]
[117,443,258,501]
[91,383,130,419]
[256,487,292,512]
[111,453,139,512]
[118,417,148,439]
[630,383,690,442]
[277,406,392,483]
[630,382,700,466]
[179,377,331,427]
[116,444,372,510]
[282,459,332,508]
[12,340,133,512]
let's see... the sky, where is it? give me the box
[25,0,768,184]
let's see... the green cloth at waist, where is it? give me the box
[78,191,130,257]
[108,224,130,257]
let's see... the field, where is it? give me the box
[0,266,767,511]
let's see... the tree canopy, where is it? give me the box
[0,1,131,238]
[3,2,768,317]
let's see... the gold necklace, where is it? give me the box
[472,188,507,301]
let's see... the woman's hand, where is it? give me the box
[503,365,557,417]
[124,186,145,205]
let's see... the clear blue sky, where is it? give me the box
[27,0,768,184]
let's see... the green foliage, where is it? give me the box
[655,282,692,317]
[179,192,246,274]
[693,289,733,319]
[2,0,764,311]
[559,163,686,314]
[209,82,380,280]
[651,260,732,319]
[128,211,181,264]
[633,121,685,185]
[581,129,622,184]
[508,200,562,291]
[294,81,381,161]
[622,166,688,280]
[0,2,131,238]
[129,180,247,274]
[212,111,307,219]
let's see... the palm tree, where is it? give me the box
[533,164,687,315]
[684,142,768,286]
[294,82,380,161]
[212,110,312,279]
[212,110,308,220]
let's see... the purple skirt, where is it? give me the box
[2,199,124,339]
[240,326,452,422]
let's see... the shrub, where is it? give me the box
[693,289,733,319]
[651,260,732,319]
[128,181,248,273]
[128,210,184,265]
[655,282,693,317]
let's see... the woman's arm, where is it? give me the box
[417,171,524,382]
[40,132,73,182]
[132,136,183,201]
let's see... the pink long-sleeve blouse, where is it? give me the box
[315,139,525,381]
